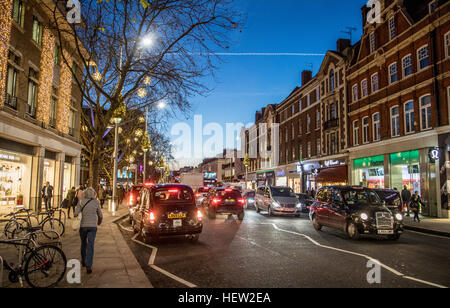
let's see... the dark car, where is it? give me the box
[296,193,314,213]
[309,186,404,241]
[203,187,245,220]
[131,184,203,243]
[195,187,211,207]
[373,189,403,213]
[243,191,256,209]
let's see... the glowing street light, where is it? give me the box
[157,101,166,110]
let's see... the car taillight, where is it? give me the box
[195,193,202,198]
[212,198,221,205]
[169,189,179,193]
[238,198,245,205]
[225,188,233,192]
[129,194,134,206]
[197,210,203,221]
[147,211,156,224]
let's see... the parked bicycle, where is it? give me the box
[0,232,66,288]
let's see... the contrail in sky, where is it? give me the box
[189,52,325,56]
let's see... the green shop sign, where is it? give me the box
[353,155,384,169]
[389,150,419,165]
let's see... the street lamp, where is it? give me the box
[112,116,122,216]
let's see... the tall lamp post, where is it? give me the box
[111,116,122,216]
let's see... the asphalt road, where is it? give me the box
[118,210,450,288]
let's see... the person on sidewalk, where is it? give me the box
[75,187,103,274]
[409,191,422,223]
[66,187,76,219]
[401,186,412,217]
[98,185,105,209]
[41,182,54,211]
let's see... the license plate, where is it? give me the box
[168,213,187,219]
[378,230,394,235]
[225,199,235,203]
[173,219,182,228]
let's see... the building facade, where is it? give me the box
[0,0,83,214]
[347,0,450,218]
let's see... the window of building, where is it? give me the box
[285,128,288,142]
[27,69,38,117]
[330,103,336,120]
[12,0,25,27]
[292,146,295,161]
[369,32,376,53]
[316,110,320,130]
[299,145,303,161]
[316,87,320,100]
[6,66,18,109]
[420,95,432,130]
[331,133,337,154]
[373,113,381,141]
[54,44,61,65]
[361,79,368,97]
[307,141,311,158]
[317,139,321,156]
[389,63,398,84]
[362,117,369,144]
[417,46,429,71]
[352,84,359,102]
[403,54,413,77]
[353,120,359,146]
[330,69,335,91]
[291,123,295,140]
[32,17,43,45]
[50,88,58,128]
[298,120,302,135]
[404,101,415,135]
[299,99,302,113]
[69,101,76,136]
[307,93,311,107]
[389,17,396,40]
[391,106,400,137]
[445,32,450,58]
[429,0,437,13]
[371,73,379,92]
[307,115,311,134]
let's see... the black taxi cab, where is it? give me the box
[131,184,203,243]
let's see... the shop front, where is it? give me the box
[245,173,257,190]
[275,168,287,187]
[256,170,275,187]
[0,150,33,214]
[350,145,440,217]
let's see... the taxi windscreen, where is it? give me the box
[153,188,193,203]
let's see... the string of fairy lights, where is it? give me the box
[0,0,13,106]
[36,28,55,125]
[56,49,73,134]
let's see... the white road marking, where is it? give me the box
[118,220,134,233]
[405,230,450,240]
[130,233,197,288]
[262,223,448,289]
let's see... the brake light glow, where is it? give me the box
[197,210,203,221]
[168,189,179,193]
[225,188,233,192]
[147,211,156,224]
[129,194,134,206]
[238,198,245,205]
[144,182,154,187]
[195,193,202,198]
[212,198,221,205]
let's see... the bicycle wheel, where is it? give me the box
[24,245,67,288]
[4,218,29,239]
[41,218,65,239]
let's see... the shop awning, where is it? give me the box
[316,166,348,183]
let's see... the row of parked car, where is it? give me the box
[125,182,404,244]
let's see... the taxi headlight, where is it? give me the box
[360,213,369,221]
[272,201,280,208]
[395,213,403,221]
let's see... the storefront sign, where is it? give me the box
[0,153,20,162]
[324,160,344,167]
[428,148,440,162]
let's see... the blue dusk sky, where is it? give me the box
[168,0,366,168]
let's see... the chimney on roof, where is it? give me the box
[337,38,351,53]
[301,70,312,86]
[255,111,262,122]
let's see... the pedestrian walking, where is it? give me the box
[98,185,105,209]
[409,191,422,223]
[401,186,412,217]
[75,187,103,274]
[41,181,54,211]
[117,185,123,209]
[66,187,76,219]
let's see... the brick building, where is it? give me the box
[347,0,450,217]
[0,0,85,213]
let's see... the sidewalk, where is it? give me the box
[403,215,450,237]
[59,205,152,288]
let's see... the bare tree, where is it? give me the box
[39,0,241,190]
